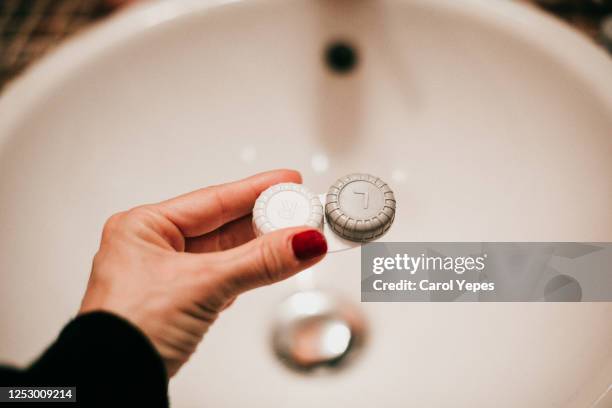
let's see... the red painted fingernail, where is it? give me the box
[292,230,328,261]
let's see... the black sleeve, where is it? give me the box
[0,312,169,407]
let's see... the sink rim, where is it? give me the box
[1,0,612,143]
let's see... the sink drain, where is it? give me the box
[271,289,367,373]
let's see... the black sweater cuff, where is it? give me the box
[22,311,169,407]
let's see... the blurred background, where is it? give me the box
[1,0,612,91]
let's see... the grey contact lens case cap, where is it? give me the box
[325,173,396,242]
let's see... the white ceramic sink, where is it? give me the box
[1,0,612,406]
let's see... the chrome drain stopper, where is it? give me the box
[271,290,367,373]
[325,173,396,242]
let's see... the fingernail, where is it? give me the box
[292,230,328,261]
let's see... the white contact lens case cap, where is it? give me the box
[253,183,324,236]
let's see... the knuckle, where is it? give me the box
[101,212,126,241]
[101,205,159,242]
[124,205,164,232]
[126,204,157,220]
[91,251,103,267]
[103,212,124,229]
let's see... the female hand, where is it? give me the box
[79,170,328,377]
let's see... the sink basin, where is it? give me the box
[1,0,612,406]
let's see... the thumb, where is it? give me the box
[209,227,328,296]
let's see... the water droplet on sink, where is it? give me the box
[311,153,330,173]
[391,169,407,183]
[240,146,257,163]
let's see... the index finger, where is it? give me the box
[155,169,302,237]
